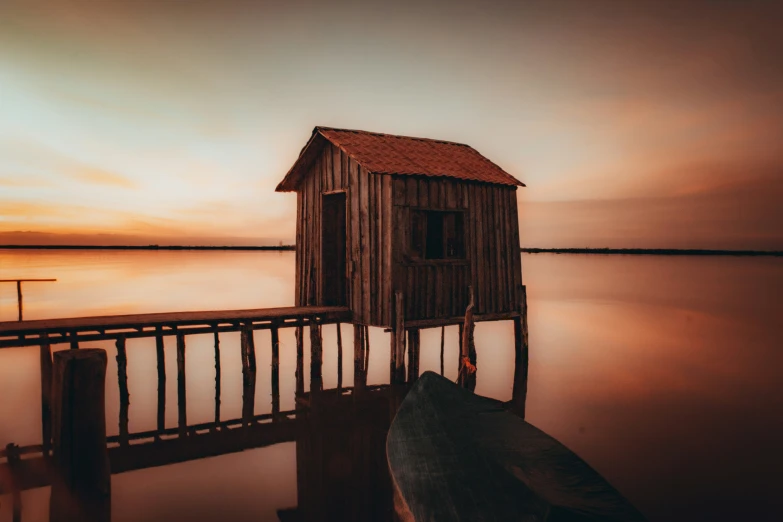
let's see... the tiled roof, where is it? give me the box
[276,127,524,192]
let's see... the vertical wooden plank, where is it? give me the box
[368,172,376,325]
[271,325,280,420]
[295,190,303,306]
[176,333,187,437]
[376,173,383,325]
[40,333,53,457]
[314,157,323,305]
[407,329,420,383]
[323,143,332,192]
[435,264,443,317]
[429,179,440,208]
[406,176,418,206]
[360,166,371,324]
[510,189,523,308]
[332,143,342,189]
[115,337,129,447]
[472,185,484,314]
[213,330,221,426]
[50,349,110,522]
[418,178,429,207]
[382,175,393,326]
[155,328,166,436]
[350,159,362,319]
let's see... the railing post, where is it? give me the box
[309,317,323,394]
[155,327,166,438]
[40,332,53,458]
[354,324,367,392]
[50,349,110,522]
[407,329,420,383]
[336,323,343,392]
[241,324,256,428]
[271,325,280,420]
[214,329,221,427]
[176,332,187,437]
[16,280,22,321]
[392,292,406,384]
[295,326,304,397]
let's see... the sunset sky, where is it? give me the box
[1,0,781,248]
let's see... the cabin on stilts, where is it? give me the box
[276,127,529,409]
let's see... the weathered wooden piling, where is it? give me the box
[5,443,22,522]
[295,326,305,396]
[510,286,530,418]
[458,287,477,391]
[241,324,257,428]
[115,337,129,446]
[50,349,110,522]
[155,327,166,437]
[39,333,53,457]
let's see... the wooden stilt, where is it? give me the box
[295,326,304,397]
[458,286,477,391]
[241,324,256,428]
[176,333,187,437]
[363,325,370,375]
[393,292,406,384]
[407,329,420,383]
[440,326,445,377]
[354,324,367,392]
[6,443,22,522]
[69,331,78,350]
[213,330,221,426]
[50,349,110,522]
[336,322,343,392]
[309,318,323,394]
[115,337,129,447]
[39,333,53,458]
[511,285,530,419]
[271,325,280,420]
[155,328,166,437]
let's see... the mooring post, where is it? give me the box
[392,292,406,384]
[50,349,110,522]
[40,332,53,457]
[511,285,530,418]
[6,443,22,522]
[115,337,129,447]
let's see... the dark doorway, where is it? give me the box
[321,192,347,306]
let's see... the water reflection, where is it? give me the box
[1,251,782,522]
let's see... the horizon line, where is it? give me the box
[0,245,780,256]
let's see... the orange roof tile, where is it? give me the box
[276,127,524,192]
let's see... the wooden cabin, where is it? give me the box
[276,127,525,328]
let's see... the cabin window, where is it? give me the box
[410,210,465,260]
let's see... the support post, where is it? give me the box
[69,331,79,350]
[40,333,53,457]
[271,325,280,420]
[309,318,323,394]
[155,328,166,437]
[50,349,110,522]
[6,443,22,522]
[295,326,304,397]
[511,285,530,418]
[213,330,221,426]
[115,337,129,447]
[458,286,477,391]
[407,329,420,383]
[336,323,343,392]
[354,324,367,392]
[440,326,445,377]
[176,333,187,437]
[241,324,256,428]
[392,292,406,384]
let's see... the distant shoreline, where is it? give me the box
[0,245,780,256]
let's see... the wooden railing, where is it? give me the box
[0,305,352,494]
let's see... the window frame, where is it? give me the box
[405,207,468,265]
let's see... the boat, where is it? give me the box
[386,372,648,521]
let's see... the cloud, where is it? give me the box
[72,166,137,188]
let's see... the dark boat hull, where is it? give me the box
[386,372,647,522]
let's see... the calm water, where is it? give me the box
[0,250,781,522]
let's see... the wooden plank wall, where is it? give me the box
[391,176,521,321]
[295,141,393,326]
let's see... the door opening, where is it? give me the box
[321,192,347,306]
